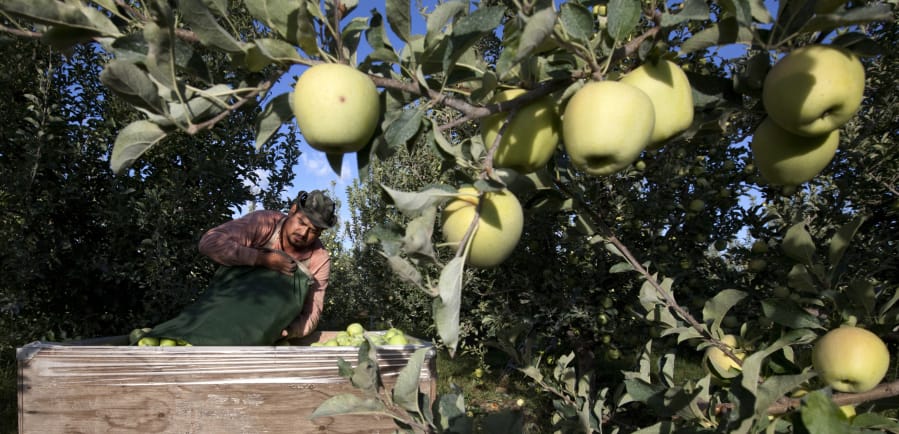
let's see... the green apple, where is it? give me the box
[387,334,409,345]
[138,336,159,346]
[619,59,694,147]
[159,338,177,347]
[481,88,561,174]
[563,81,655,176]
[748,258,767,272]
[346,322,365,337]
[322,339,339,346]
[750,117,840,186]
[442,187,524,268]
[751,240,769,254]
[687,199,705,213]
[762,44,865,137]
[812,326,890,393]
[292,63,380,154]
[705,334,745,379]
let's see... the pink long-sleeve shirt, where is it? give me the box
[197,210,331,338]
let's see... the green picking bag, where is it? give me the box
[144,263,310,346]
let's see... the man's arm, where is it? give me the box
[198,211,280,266]
[283,250,330,338]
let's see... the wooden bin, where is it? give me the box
[17,331,436,433]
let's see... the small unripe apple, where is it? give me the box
[481,88,561,173]
[812,326,890,393]
[562,81,655,176]
[762,44,865,137]
[748,258,767,272]
[619,59,694,147]
[750,117,840,186]
[292,63,380,154]
[442,187,524,268]
[687,199,705,213]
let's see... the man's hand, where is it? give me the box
[281,318,304,339]
[255,249,297,275]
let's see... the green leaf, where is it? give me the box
[425,1,467,48]
[392,347,430,413]
[799,390,852,433]
[254,38,303,63]
[179,0,243,52]
[386,0,411,43]
[679,17,753,54]
[846,279,876,315]
[748,0,774,23]
[310,394,389,419]
[799,3,894,34]
[365,10,396,62]
[380,184,456,216]
[559,3,593,43]
[1,0,122,37]
[754,371,816,421]
[702,289,748,331]
[434,257,465,356]
[165,84,231,125]
[254,93,293,150]
[403,206,437,260]
[443,6,505,73]
[828,216,865,266]
[513,7,557,64]
[607,0,642,42]
[385,254,423,287]
[142,21,176,91]
[783,222,816,265]
[660,0,711,27]
[760,298,823,329]
[99,60,164,113]
[384,105,424,149]
[111,120,169,174]
[350,359,380,394]
[430,119,465,161]
[787,264,817,293]
[851,412,899,430]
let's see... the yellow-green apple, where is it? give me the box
[481,88,561,174]
[442,187,524,268]
[812,326,890,393]
[562,81,655,176]
[762,44,865,137]
[705,334,746,379]
[387,334,409,345]
[619,59,694,147]
[750,117,840,186]
[346,322,365,337]
[292,63,380,154]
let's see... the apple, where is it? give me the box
[292,63,380,154]
[387,334,409,345]
[762,44,865,137]
[562,81,655,176]
[750,117,840,186]
[480,88,561,174]
[705,334,746,379]
[748,258,767,272]
[442,187,524,268]
[812,326,890,393]
[840,404,856,419]
[751,240,769,254]
[687,199,705,213]
[138,337,159,346]
[159,338,177,347]
[619,59,694,147]
[346,322,365,337]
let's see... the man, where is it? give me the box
[198,190,336,339]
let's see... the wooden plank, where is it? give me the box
[18,337,436,433]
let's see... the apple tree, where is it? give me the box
[1,0,897,432]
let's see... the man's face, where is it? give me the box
[283,209,322,248]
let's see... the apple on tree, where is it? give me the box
[750,117,840,186]
[704,334,746,379]
[441,187,524,268]
[562,81,655,176]
[812,326,890,393]
[292,63,380,154]
[762,44,865,137]
[480,88,561,174]
[619,58,694,148]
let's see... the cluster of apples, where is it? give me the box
[310,323,410,347]
[704,326,890,415]
[442,59,694,268]
[751,44,866,186]
[129,327,192,346]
